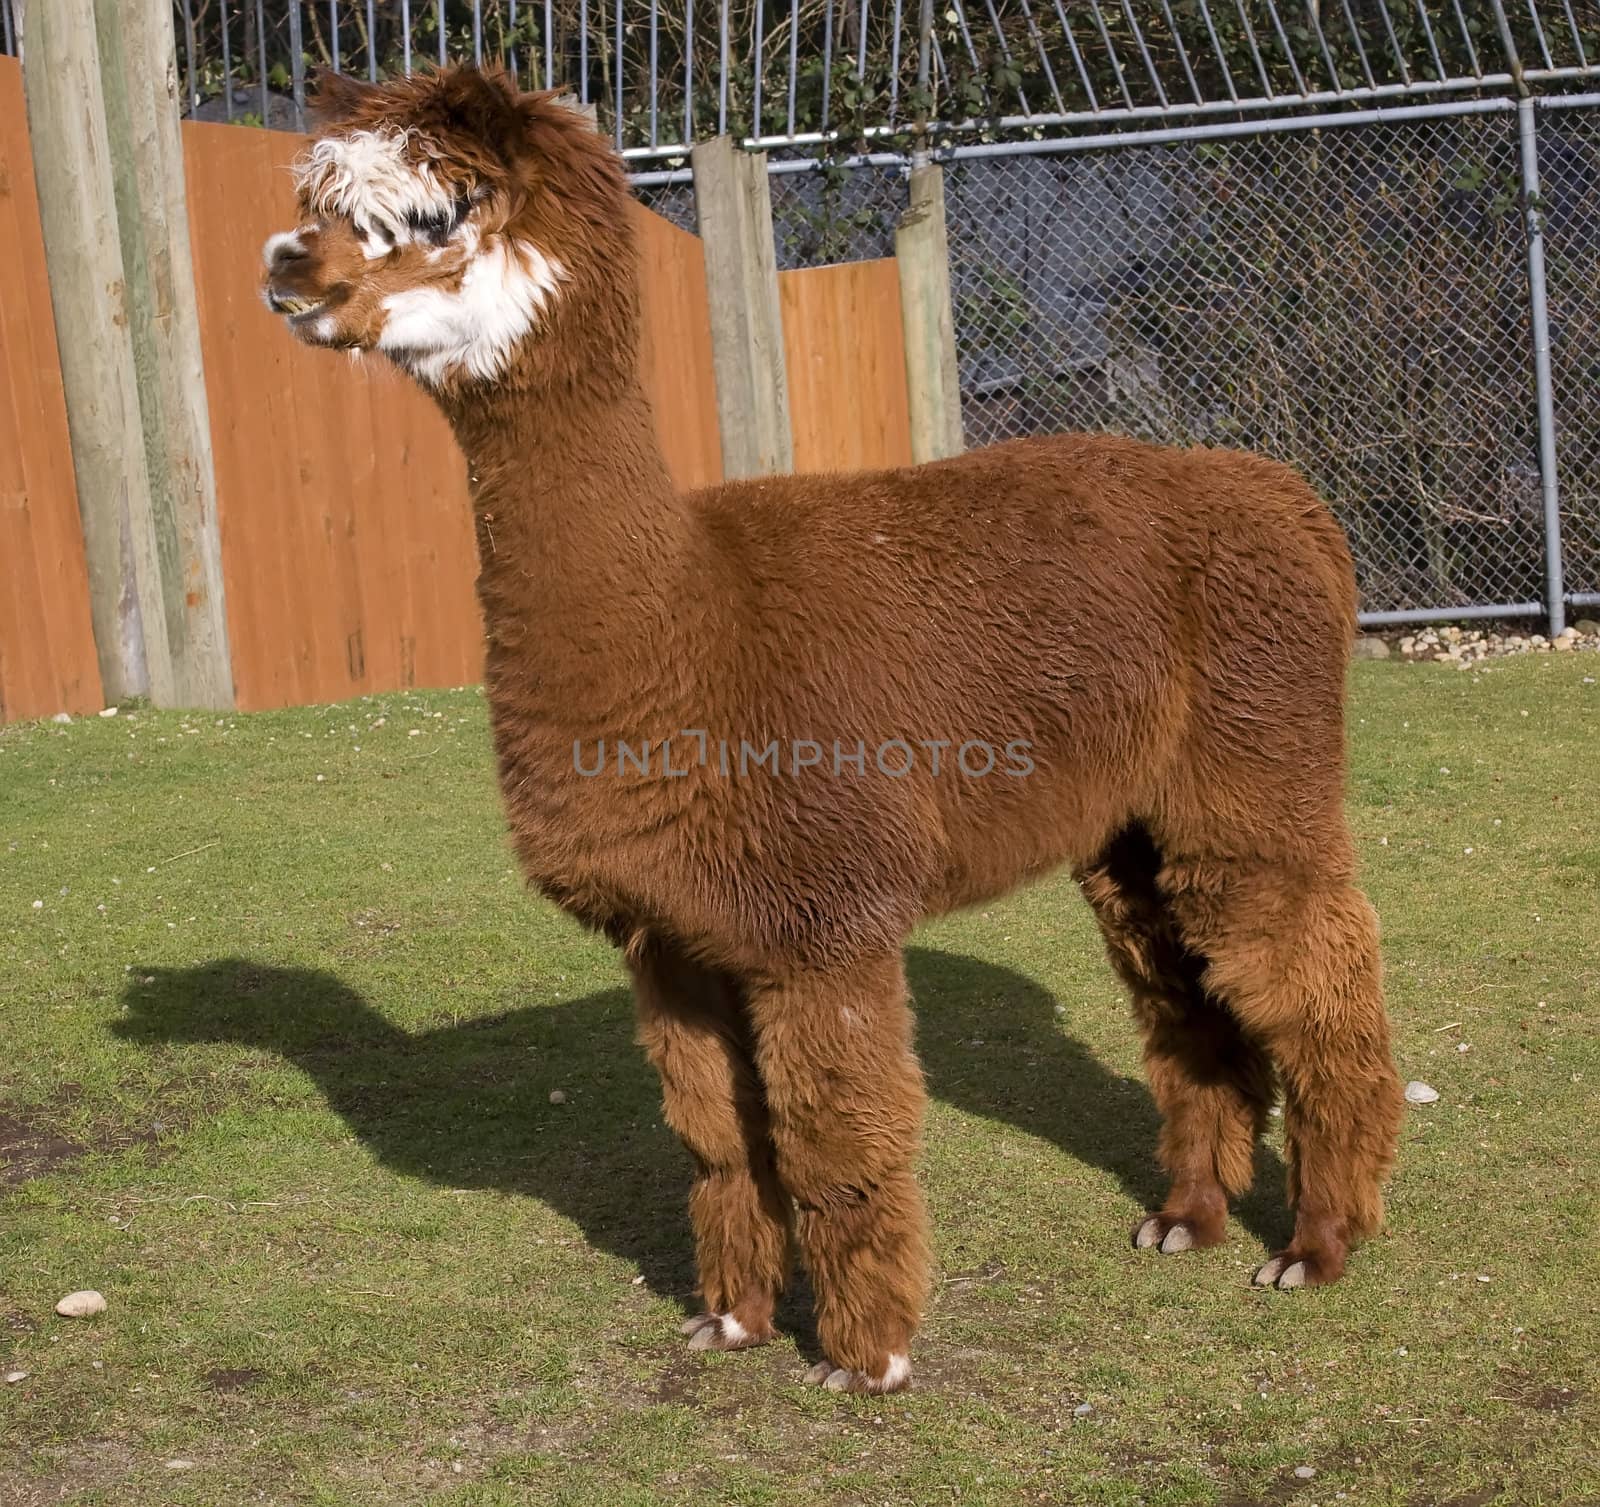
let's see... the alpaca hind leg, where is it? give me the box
[1078,824,1274,1255]
[1164,857,1405,1288]
[747,954,928,1395]
[631,940,792,1350]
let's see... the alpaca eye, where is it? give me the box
[409,210,454,247]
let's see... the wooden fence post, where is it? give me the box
[896,159,964,464]
[691,136,793,478]
[94,0,234,708]
[18,0,172,704]
[17,0,233,708]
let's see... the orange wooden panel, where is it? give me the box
[632,200,723,492]
[0,57,104,724]
[182,119,477,710]
[778,258,913,476]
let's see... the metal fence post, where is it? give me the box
[1518,96,1567,637]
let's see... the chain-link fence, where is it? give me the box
[631,179,698,234]
[944,111,1552,618]
[767,161,908,270]
[636,161,912,266]
[1538,102,1600,609]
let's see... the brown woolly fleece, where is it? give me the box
[263,66,1405,1395]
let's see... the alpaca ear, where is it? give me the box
[438,67,529,167]
[309,68,373,124]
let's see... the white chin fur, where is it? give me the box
[378,235,565,387]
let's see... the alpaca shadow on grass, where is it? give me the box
[114,948,1288,1312]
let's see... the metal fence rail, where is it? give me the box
[5,2,1598,157]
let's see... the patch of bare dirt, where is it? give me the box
[0,1080,209,1191]
[0,1437,140,1507]
[0,1106,87,1187]
[1493,1366,1583,1414]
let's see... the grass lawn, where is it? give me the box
[1,656,1596,1506]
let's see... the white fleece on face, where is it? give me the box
[293,129,456,240]
[377,233,567,387]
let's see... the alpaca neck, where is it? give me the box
[441,370,688,707]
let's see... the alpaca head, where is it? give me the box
[261,66,635,394]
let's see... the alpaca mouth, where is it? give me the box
[264,287,326,321]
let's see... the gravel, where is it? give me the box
[1388,622,1599,669]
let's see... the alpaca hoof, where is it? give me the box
[1253,1253,1336,1289]
[1133,1214,1208,1254]
[680,1312,770,1351]
[801,1353,912,1395]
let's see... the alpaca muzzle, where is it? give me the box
[261,229,331,320]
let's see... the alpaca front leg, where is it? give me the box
[631,942,792,1349]
[747,955,929,1395]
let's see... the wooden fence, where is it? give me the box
[0,57,920,722]
[0,58,103,724]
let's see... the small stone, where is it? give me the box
[54,1290,107,1318]
[1574,618,1600,638]
[1074,1401,1094,1417]
[98,706,118,718]
[548,1090,567,1105]
[1405,1081,1440,1104]
[1295,1465,1318,1480]
[1350,636,1390,661]
[4,1370,28,1384]
[51,712,72,724]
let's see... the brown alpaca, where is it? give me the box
[261,66,1405,1394]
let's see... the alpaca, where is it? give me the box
[261,66,1405,1395]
